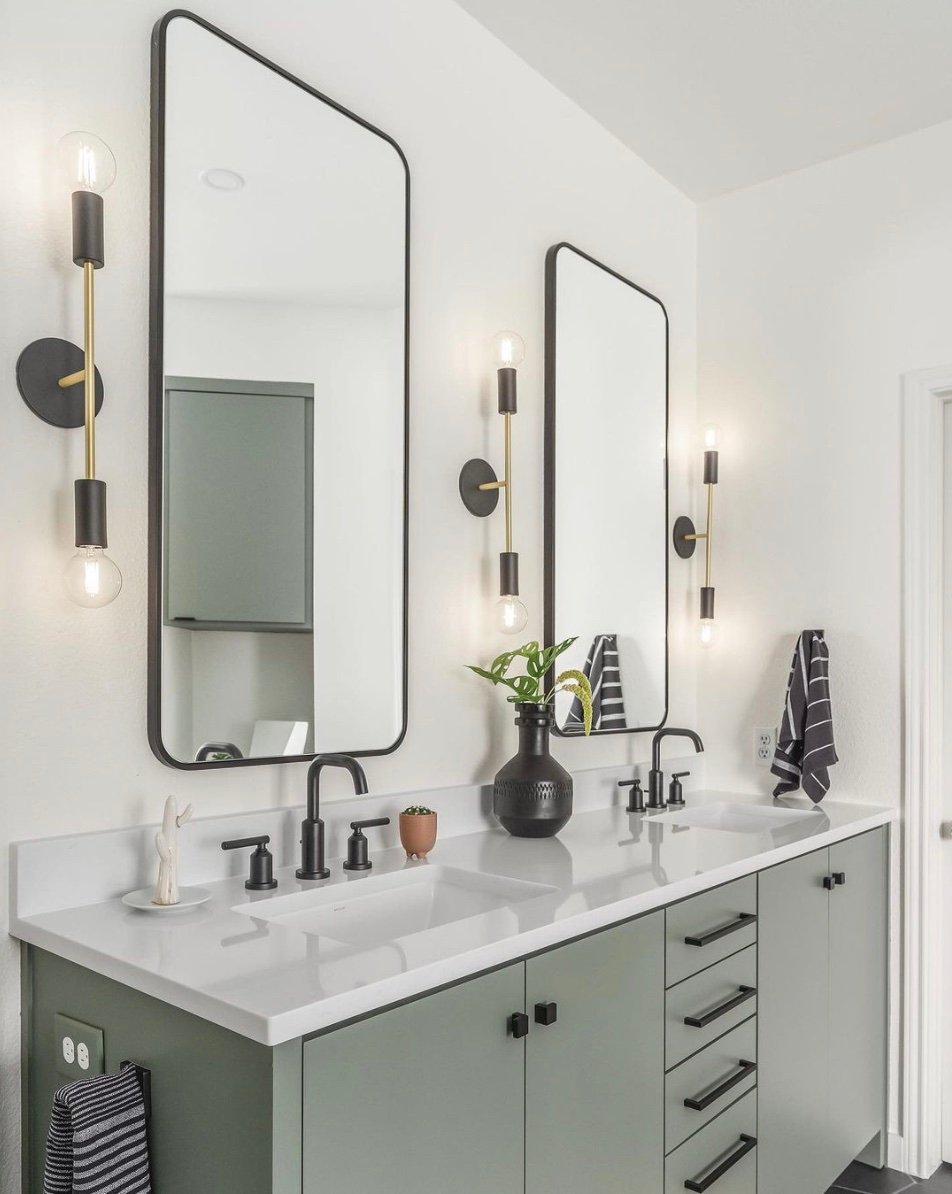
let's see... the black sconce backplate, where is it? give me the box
[673,514,698,559]
[16,337,104,429]
[459,457,500,517]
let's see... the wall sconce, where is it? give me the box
[15,131,122,608]
[673,425,719,647]
[458,331,528,634]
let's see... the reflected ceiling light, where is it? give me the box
[15,131,122,608]
[200,167,245,192]
[674,424,720,648]
[459,331,529,635]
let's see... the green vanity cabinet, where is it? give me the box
[758,828,887,1194]
[524,914,664,1194]
[303,912,665,1194]
[302,964,526,1194]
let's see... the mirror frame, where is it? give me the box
[543,242,669,737]
[147,10,410,769]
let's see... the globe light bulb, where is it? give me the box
[57,131,117,195]
[63,546,122,608]
[699,618,716,648]
[492,330,525,369]
[497,594,529,635]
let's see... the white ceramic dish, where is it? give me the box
[121,886,212,912]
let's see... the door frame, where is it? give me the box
[901,365,952,1177]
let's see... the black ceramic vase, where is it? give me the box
[493,702,573,838]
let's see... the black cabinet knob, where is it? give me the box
[509,1012,530,1039]
[823,875,835,890]
[534,1001,558,1027]
[833,871,846,886]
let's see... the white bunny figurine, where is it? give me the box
[153,796,194,906]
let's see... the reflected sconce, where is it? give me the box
[673,426,719,647]
[15,132,122,607]
[458,331,528,635]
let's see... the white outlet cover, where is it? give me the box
[77,1042,89,1070]
[62,1036,75,1064]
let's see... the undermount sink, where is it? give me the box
[650,801,817,834]
[232,865,556,946]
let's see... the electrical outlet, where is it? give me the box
[54,1014,104,1080]
[754,727,776,767]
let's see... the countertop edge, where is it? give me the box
[11,808,896,1047]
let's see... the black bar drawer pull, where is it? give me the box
[684,986,756,1029]
[684,1059,757,1111]
[684,913,756,948]
[684,1134,757,1192]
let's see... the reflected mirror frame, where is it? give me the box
[147,10,410,769]
[543,242,669,737]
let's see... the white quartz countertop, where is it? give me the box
[10,791,894,1045]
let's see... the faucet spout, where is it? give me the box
[297,754,369,881]
[647,727,704,809]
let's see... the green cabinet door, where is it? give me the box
[524,913,664,1194]
[758,847,833,1194]
[829,830,887,1169]
[302,964,526,1194]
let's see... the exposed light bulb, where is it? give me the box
[702,424,720,450]
[57,131,117,195]
[63,546,122,608]
[699,618,716,648]
[497,594,529,635]
[492,330,525,369]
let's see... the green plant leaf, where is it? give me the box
[466,664,501,685]
[553,669,593,735]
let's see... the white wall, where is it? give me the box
[697,117,952,1153]
[0,1,697,1186]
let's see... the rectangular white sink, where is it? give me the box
[650,802,817,834]
[232,865,556,946]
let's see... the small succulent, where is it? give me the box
[402,805,435,816]
[466,638,593,735]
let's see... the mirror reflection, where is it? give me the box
[545,244,667,735]
[152,15,408,765]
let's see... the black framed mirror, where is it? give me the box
[544,243,668,736]
[148,12,409,768]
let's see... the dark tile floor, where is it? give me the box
[829,1162,952,1194]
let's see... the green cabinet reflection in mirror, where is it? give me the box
[164,377,314,630]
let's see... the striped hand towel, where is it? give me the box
[44,1064,151,1194]
[565,633,627,732]
[770,629,838,803]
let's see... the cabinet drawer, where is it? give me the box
[666,877,757,987]
[665,1090,757,1194]
[665,1018,757,1153]
[666,944,757,1068]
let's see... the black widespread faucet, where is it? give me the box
[647,727,704,810]
[297,754,369,881]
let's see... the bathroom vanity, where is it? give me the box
[14,794,890,1194]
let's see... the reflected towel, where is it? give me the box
[770,629,838,803]
[565,633,627,732]
[44,1065,151,1194]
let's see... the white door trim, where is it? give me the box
[901,365,952,1177]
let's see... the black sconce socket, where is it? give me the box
[75,478,108,548]
[703,448,719,485]
[700,586,715,621]
[500,551,519,597]
[71,191,104,269]
[497,366,517,414]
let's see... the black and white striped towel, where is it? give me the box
[565,633,627,732]
[770,629,838,803]
[44,1064,151,1194]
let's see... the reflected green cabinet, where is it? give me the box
[302,913,664,1194]
[758,829,887,1194]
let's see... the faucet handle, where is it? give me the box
[668,772,690,807]
[618,778,645,813]
[343,818,391,872]
[222,835,278,891]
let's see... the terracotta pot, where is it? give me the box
[400,812,437,859]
